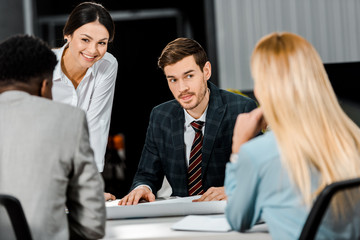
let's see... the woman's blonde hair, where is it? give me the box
[251,32,360,206]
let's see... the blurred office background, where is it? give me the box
[1,0,359,197]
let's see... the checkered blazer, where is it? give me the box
[131,82,258,196]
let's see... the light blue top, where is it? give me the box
[225,131,360,239]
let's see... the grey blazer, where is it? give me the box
[0,91,105,240]
[131,82,258,196]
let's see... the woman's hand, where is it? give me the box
[232,107,267,153]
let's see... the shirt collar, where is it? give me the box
[52,43,94,82]
[53,43,67,82]
[184,106,208,127]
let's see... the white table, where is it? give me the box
[102,215,271,240]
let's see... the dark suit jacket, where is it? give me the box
[131,82,258,196]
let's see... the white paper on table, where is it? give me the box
[143,195,201,205]
[105,195,200,207]
[106,196,226,219]
[171,214,232,232]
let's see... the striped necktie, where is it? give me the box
[188,120,205,196]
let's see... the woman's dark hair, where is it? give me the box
[157,38,208,72]
[63,2,115,42]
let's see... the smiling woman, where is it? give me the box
[62,21,109,87]
[51,2,118,201]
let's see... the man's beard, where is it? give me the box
[177,84,207,110]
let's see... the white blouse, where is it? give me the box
[52,44,118,172]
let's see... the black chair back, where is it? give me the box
[299,177,360,240]
[0,194,33,240]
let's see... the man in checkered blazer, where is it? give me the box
[119,38,257,205]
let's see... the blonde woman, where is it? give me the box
[225,32,360,239]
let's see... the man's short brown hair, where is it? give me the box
[158,38,208,72]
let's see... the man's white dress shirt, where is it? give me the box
[183,108,207,166]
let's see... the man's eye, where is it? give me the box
[169,79,176,83]
[186,75,193,78]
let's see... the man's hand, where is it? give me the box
[104,192,116,201]
[192,187,227,202]
[232,107,266,153]
[118,186,155,205]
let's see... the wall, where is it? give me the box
[214,0,360,90]
[0,0,25,41]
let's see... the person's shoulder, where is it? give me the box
[52,47,61,54]
[220,88,255,104]
[209,82,256,104]
[150,99,180,118]
[101,52,118,65]
[32,96,86,120]
[94,52,118,75]
[248,131,276,146]
[153,99,178,110]
[217,89,258,114]
[240,131,280,166]
[52,45,65,60]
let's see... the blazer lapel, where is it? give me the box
[170,106,188,191]
[202,82,226,177]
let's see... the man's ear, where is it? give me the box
[40,79,53,99]
[203,61,212,81]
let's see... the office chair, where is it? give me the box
[0,194,33,240]
[299,177,360,240]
